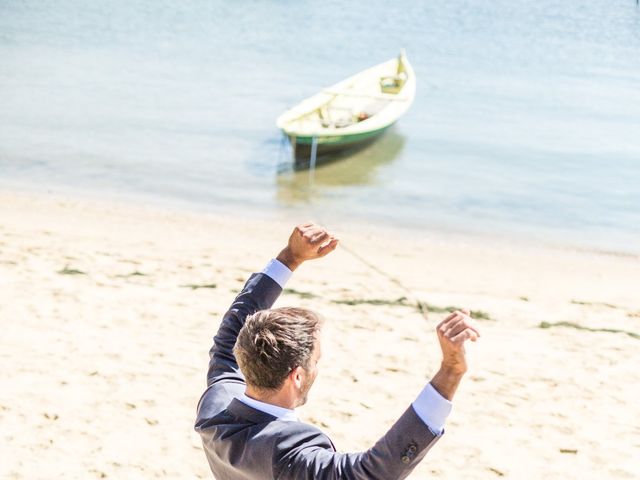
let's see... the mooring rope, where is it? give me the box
[275,132,430,320]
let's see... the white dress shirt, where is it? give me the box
[236,259,452,435]
[239,393,299,422]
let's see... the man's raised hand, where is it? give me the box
[276,223,339,271]
[436,309,480,375]
[430,309,481,401]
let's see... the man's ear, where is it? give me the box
[290,366,304,389]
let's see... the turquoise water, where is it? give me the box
[1,1,639,252]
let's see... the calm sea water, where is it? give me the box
[1,0,639,252]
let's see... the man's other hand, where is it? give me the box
[430,309,481,401]
[436,309,480,375]
[276,223,339,271]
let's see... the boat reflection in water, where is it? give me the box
[276,129,406,205]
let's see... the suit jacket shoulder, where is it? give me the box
[273,405,440,480]
[197,398,333,480]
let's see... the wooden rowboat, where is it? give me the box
[276,50,416,164]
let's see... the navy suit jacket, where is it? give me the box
[195,272,441,479]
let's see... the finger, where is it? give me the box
[462,317,481,337]
[441,315,462,332]
[448,310,481,338]
[444,318,469,338]
[318,238,339,256]
[437,311,460,329]
[301,226,317,238]
[319,234,337,247]
[439,311,466,329]
[310,231,330,245]
[461,308,470,316]
[302,225,325,240]
[451,328,478,344]
[294,224,310,237]
[437,316,462,337]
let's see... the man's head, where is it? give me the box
[234,307,322,407]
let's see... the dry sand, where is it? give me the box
[1,191,638,479]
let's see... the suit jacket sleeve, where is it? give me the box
[206,272,283,387]
[275,406,441,480]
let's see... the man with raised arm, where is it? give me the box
[195,223,480,479]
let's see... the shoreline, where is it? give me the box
[1,182,638,261]
[1,188,638,479]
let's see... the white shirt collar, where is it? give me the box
[238,393,299,422]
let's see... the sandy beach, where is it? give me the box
[1,190,638,479]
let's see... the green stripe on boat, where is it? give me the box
[292,126,391,146]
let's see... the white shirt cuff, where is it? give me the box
[261,259,293,288]
[411,383,453,435]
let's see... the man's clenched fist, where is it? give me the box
[436,309,480,376]
[276,223,339,271]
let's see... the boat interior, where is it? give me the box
[288,54,409,131]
